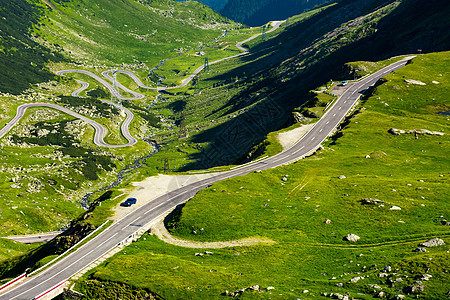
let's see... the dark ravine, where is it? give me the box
[78,140,160,209]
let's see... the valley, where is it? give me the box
[0,0,448,299]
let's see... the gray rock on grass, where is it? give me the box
[420,237,445,247]
[344,234,360,242]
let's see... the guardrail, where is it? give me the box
[28,220,110,277]
[33,280,65,300]
[0,273,26,292]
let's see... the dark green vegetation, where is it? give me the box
[0,0,66,94]
[145,0,450,172]
[221,0,329,26]
[11,119,116,180]
[0,0,448,293]
[36,0,234,68]
[76,51,449,299]
[0,190,124,279]
[0,0,233,263]
[58,95,119,118]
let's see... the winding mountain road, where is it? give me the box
[0,102,137,148]
[0,56,414,300]
[0,21,285,148]
[62,21,286,93]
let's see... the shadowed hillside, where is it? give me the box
[182,0,450,170]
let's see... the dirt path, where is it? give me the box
[150,214,275,249]
[112,173,221,220]
[277,124,315,150]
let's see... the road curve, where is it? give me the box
[71,80,89,97]
[56,70,145,100]
[0,57,414,300]
[1,21,286,150]
[67,21,286,93]
[0,102,137,148]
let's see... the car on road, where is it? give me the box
[120,198,137,207]
[338,80,348,86]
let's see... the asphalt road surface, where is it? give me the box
[0,21,286,149]
[0,102,137,148]
[63,21,286,93]
[5,232,63,244]
[0,57,413,300]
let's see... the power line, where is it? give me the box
[111,70,123,111]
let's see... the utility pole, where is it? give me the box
[179,111,187,137]
[194,74,201,94]
[262,26,267,41]
[158,158,175,173]
[204,57,209,72]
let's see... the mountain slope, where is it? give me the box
[76,50,450,300]
[180,0,450,170]
[220,0,330,26]
[0,0,234,94]
[0,0,66,94]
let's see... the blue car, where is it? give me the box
[121,197,137,207]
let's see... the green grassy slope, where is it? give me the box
[77,52,449,299]
[170,0,450,171]
[37,0,234,68]
[0,0,66,94]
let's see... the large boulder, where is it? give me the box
[343,234,360,242]
[420,237,445,247]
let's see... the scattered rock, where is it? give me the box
[249,285,259,291]
[405,79,426,85]
[390,206,402,210]
[336,283,343,287]
[383,265,392,272]
[420,237,445,247]
[205,251,213,255]
[338,175,346,179]
[420,274,432,281]
[350,276,363,283]
[365,155,371,159]
[377,291,386,298]
[361,198,384,205]
[432,81,440,84]
[266,286,274,290]
[291,111,307,124]
[404,281,426,294]
[302,289,309,293]
[413,247,427,252]
[368,284,382,289]
[324,219,332,224]
[344,234,360,242]
[194,253,204,256]
[378,273,388,278]
[395,295,406,300]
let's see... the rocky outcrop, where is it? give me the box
[388,128,444,136]
[419,237,445,247]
